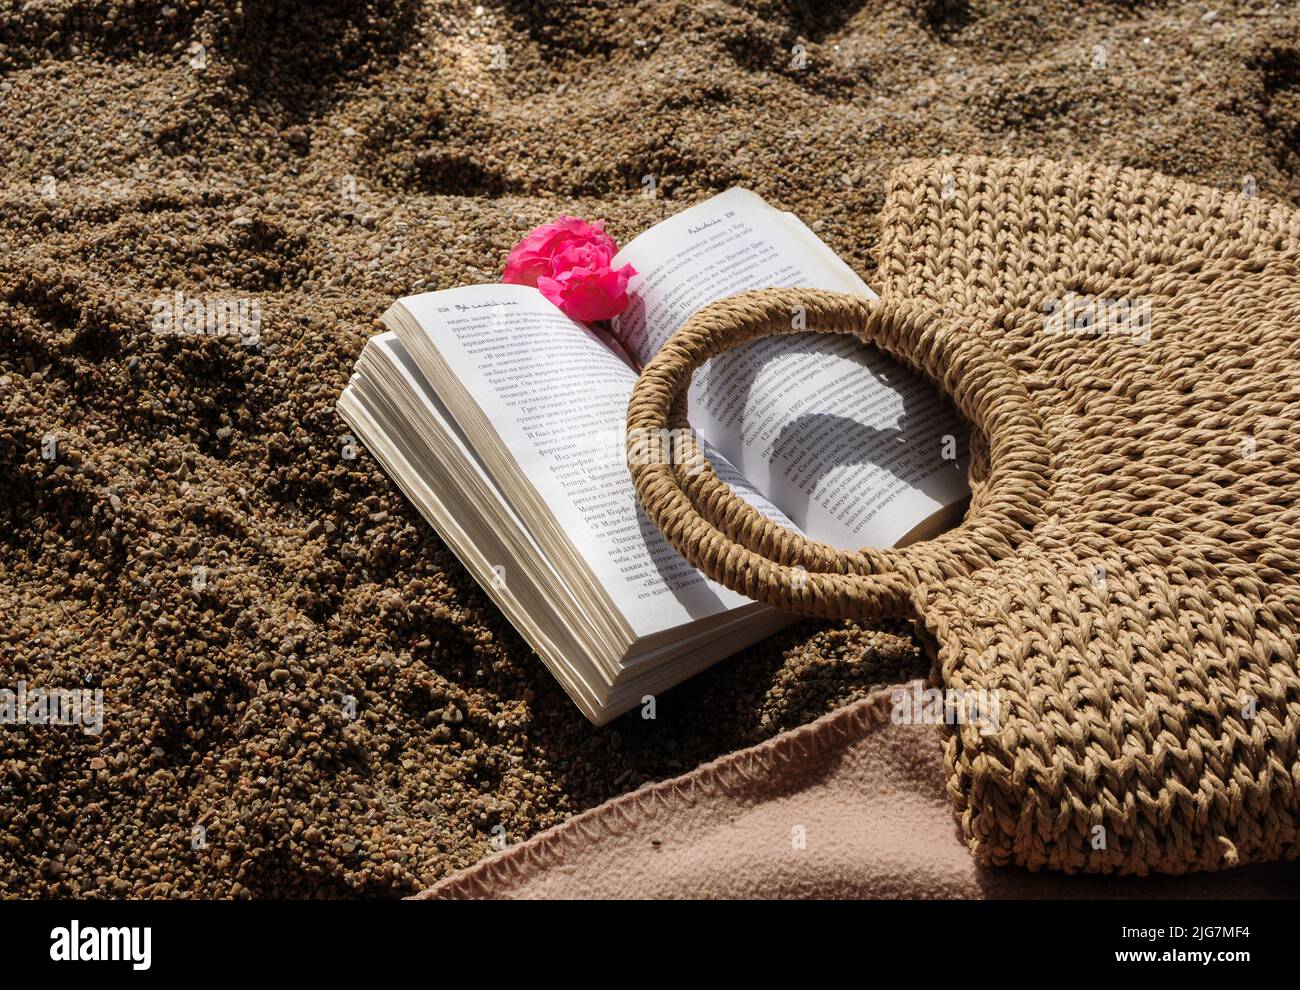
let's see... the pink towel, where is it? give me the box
[416,684,1297,898]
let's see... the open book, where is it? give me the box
[337,189,969,723]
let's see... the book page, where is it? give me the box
[614,188,970,550]
[395,283,795,638]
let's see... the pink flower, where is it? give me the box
[538,259,637,323]
[502,216,636,322]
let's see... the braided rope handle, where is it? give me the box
[626,288,1052,620]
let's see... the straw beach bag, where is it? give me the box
[627,157,1300,874]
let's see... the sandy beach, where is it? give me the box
[2,0,1299,897]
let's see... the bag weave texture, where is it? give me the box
[627,157,1300,874]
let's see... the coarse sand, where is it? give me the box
[2,0,1299,897]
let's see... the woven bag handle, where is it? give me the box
[626,288,1052,620]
